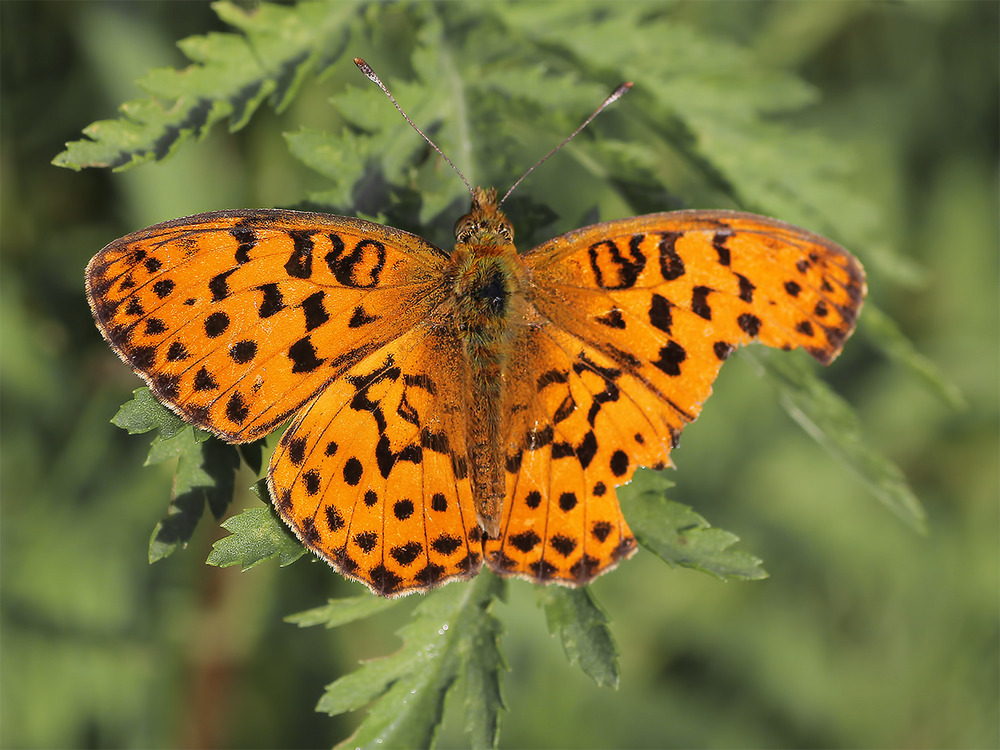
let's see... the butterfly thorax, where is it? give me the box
[449,187,528,536]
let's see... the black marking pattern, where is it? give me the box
[285,231,314,278]
[588,235,647,289]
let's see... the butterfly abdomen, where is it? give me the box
[449,244,524,536]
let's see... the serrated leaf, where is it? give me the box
[207,506,305,570]
[108,389,243,561]
[285,127,375,208]
[536,586,619,689]
[459,578,506,750]
[53,0,361,171]
[286,595,398,629]
[111,387,185,438]
[622,490,769,581]
[747,348,928,533]
[320,573,506,750]
[148,430,241,562]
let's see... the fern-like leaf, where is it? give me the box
[314,573,506,750]
[112,388,242,561]
[53,1,361,171]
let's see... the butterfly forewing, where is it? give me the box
[86,209,450,442]
[525,210,864,367]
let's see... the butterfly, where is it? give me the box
[86,63,866,597]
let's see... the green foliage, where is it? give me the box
[112,388,244,561]
[861,304,966,410]
[286,594,399,629]
[206,499,306,570]
[622,480,769,581]
[53,1,361,171]
[7,2,995,749]
[536,586,620,689]
[311,574,507,750]
[746,349,928,533]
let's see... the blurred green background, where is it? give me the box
[2,2,997,748]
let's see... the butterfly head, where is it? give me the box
[454,187,515,252]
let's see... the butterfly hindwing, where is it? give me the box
[269,324,482,596]
[86,209,450,442]
[485,324,645,584]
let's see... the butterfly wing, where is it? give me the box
[89,208,485,596]
[484,209,865,585]
[87,209,450,441]
[484,322,641,584]
[269,324,482,597]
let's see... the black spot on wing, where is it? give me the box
[258,283,285,318]
[194,367,218,391]
[209,269,236,302]
[510,531,541,553]
[390,541,422,566]
[595,307,626,329]
[549,535,577,557]
[657,232,685,280]
[713,341,733,360]
[348,306,376,328]
[285,231,313,279]
[302,291,329,332]
[151,278,174,299]
[712,231,732,266]
[204,311,229,338]
[738,313,762,338]
[652,341,686,376]
[166,341,189,361]
[691,286,712,320]
[288,336,324,373]
[229,340,257,364]
[231,226,257,264]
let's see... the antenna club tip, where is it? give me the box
[607,81,633,103]
[354,57,378,81]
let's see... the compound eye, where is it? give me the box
[497,222,513,241]
[455,218,479,243]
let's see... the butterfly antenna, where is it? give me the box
[499,81,632,206]
[354,57,475,197]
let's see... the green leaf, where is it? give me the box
[458,578,506,750]
[237,441,264,476]
[207,502,305,571]
[286,595,399,629]
[747,348,928,533]
[622,487,769,581]
[536,586,620,689]
[108,388,246,561]
[861,305,966,410]
[53,0,361,171]
[111,387,185,439]
[320,573,506,750]
[148,428,241,562]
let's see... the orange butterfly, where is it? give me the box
[87,62,865,597]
